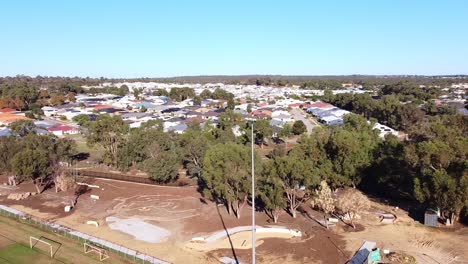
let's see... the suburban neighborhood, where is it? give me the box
[1,1,468,264]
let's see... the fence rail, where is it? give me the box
[74,169,159,185]
[0,205,170,264]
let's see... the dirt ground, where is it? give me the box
[0,176,348,264]
[0,175,467,264]
[336,199,468,264]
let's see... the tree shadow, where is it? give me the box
[73,183,91,206]
[365,194,425,223]
[41,175,56,193]
[73,152,90,161]
[298,207,327,228]
[216,205,239,264]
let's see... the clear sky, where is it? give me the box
[1,0,467,77]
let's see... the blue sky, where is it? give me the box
[1,0,467,77]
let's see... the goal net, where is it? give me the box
[84,242,109,261]
[29,236,56,258]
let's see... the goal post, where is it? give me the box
[29,236,54,258]
[84,242,109,261]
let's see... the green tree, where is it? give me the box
[9,120,36,137]
[169,87,195,101]
[246,104,253,113]
[179,129,214,178]
[200,89,212,99]
[322,89,334,102]
[119,85,130,95]
[0,137,21,174]
[141,151,180,183]
[86,115,129,165]
[266,155,316,218]
[327,115,379,187]
[279,123,293,139]
[393,103,424,131]
[72,114,91,127]
[218,110,243,131]
[253,119,273,148]
[152,89,169,97]
[133,88,143,100]
[10,149,50,193]
[292,120,307,135]
[258,168,286,223]
[365,135,410,193]
[227,97,235,110]
[193,96,202,106]
[116,126,172,171]
[201,143,256,218]
[404,115,467,224]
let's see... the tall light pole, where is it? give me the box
[251,122,256,264]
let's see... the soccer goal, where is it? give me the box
[84,242,109,261]
[29,236,58,258]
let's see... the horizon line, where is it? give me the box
[1,73,468,79]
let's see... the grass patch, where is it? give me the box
[0,216,129,264]
[73,139,104,162]
[0,243,56,264]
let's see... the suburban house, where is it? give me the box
[0,113,33,126]
[41,106,58,117]
[373,123,399,138]
[47,125,80,136]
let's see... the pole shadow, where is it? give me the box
[216,205,239,264]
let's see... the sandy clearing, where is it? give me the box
[106,216,171,243]
[342,223,468,264]
[186,229,298,251]
[1,176,349,264]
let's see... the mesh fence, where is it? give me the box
[0,205,170,264]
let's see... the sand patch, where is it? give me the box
[186,226,301,251]
[106,216,171,243]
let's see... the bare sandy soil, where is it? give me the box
[337,200,468,264]
[0,175,466,264]
[0,176,348,264]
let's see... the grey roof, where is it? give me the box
[0,129,11,137]
[120,112,150,119]
[167,123,188,132]
[269,119,283,127]
[166,117,185,123]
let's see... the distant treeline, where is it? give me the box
[1,75,467,89]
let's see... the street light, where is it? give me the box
[251,122,256,264]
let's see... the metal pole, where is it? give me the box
[251,122,256,264]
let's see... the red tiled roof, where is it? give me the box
[186,116,204,123]
[310,102,333,108]
[0,108,17,113]
[92,104,114,110]
[203,111,219,117]
[48,125,77,132]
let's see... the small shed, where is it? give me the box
[424,210,438,227]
